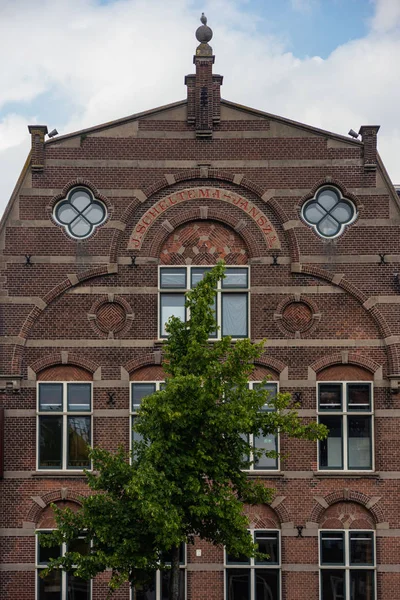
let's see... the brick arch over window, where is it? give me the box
[255,356,287,376]
[319,501,375,531]
[250,364,280,381]
[150,211,259,260]
[130,365,166,381]
[27,490,86,525]
[37,501,82,529]
[124,353,163,376]
[317,364,374,382]
[310,490,384,525]
[160,220,249,265]
[310,353,381,378]
[30,353,98,377]
[244,503,285,529]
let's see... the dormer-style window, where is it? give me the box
[53,187,107,239]
[302,186,356,239]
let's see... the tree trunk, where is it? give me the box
[169,544,180,600]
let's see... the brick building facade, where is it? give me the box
[1,15,400,600]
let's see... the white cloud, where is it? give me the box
[1,0,400,218]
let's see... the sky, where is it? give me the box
[0,0,399,216]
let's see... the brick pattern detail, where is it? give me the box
[320,501,375,530]
[244,504,280,529]
[317,364,374,381]
[30,353,98,375]
[27,490,87,524]
[130,365,166,381]
[160,220,248,265]
[37,365,92,381]
[96,303,126,332]
[311,353,380,376]
[38,501,81,529]
[310,490,384,525]
[283,302,313,332]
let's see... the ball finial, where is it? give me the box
[196,13,213,44]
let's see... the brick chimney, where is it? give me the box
[358,125,380,172]
[28,125,48,171]
[185,14,223,138]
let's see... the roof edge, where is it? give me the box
[45,99,187,145]
[0,151,31,236]
[220,99,363,146]
[376,152,400,213]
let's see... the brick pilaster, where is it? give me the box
[28,125,48,171]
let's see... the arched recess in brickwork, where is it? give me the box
[11,264,117,376]
[255,356,287,376]
[159,220,249,265]
[37,501,82,529]
[27,490,85,525]
[310,490,384,526]
[319,501,376,530]
[112,171,300,263]
[250,364,280,381]
[130,365,166,381]
[124,353,162,376]
[30,353,98,377]
[37,365,93,381]
[310,353,381,378]
[150,212,259,260]
[298,264,397,375]
[244,503,286,529]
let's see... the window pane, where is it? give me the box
[254,434,278,470]
[160,268,186,288]
[254,382,278,410]
[350,533,374,565]
[67,573,90,600]
[67,383,91,411]
[320,532,345,565]
[319,416,343,469]
[348,416,372,469]
[191,267,212,287]
[226,548,250,565]
[222,268,248,288]
[133,574,156,600]
[162,543,185,565]
[67,417,91,468]
[37,569,62,600]
[67,538,90,556]
[132,416,144,450]
[255,569,280,600]
[347,384,371,412]
[37,534,62,565]
[132,383,157,410]
[319,384,342,411]
[39,416,63,468]
[255,532,279,564]
[39,383,63,411]
[160,294,186,336]
[226,569,250,600]
[161,570,185,600]
[350,570,374,600]
[222,294,248,337]
[321,569,345,600]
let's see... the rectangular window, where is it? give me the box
[159,266,249,339]
[132,544,186,600]
[36,532,91,600]
[131,382,164,451]
[37,382,92,471]
[318,383,373,471]
[225,531,280,600]
[245,383,279,472]
[319,531,375,600]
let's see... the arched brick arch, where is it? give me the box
[149,212,259,260]
[111,170,300,263]
[244,503,288,528]
[11,263,118,375]
[255,356,287,375]
[29,352,98,376]
[27,489,86,525]
[310,489,384,525]
[124,353,162,375]
[310,352,381,376]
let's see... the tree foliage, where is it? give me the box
[40,262,327,598]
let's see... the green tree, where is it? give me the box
[40,262,327,599]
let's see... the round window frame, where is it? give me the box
[53,186,108,240]
[301,185,357,240]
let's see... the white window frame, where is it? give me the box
[158,266,250,340]
[36,381,93,471]
[244,382,280,473]
[317,381,374,472]
[36,530,91,600]
[130,380,165,456]
[318,529,376,600]
[130,544,187,600]
[224,529,281,600]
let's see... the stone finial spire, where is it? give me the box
[185,14,223,138]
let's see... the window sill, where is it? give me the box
[313,471,379,479]
[33,471,89,478]
[245,471,284,478]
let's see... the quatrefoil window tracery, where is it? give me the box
[302,187,356,239]
[53,187,107,239]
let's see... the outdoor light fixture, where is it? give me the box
[48,129,58,138]
[348,129,359,139]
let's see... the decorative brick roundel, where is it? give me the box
[96,302,126,333]
[282,302,313,333]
